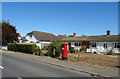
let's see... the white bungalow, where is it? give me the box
[24,31,59,49]
[62,31,120,54]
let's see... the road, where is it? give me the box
[2,52,92,77]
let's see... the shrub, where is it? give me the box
[107,49,113,55]
[34,46,43,56]
[7,43,37,54]
[36,46,40,49]
[34,49,43,56]
[48,41,62,58]
[75,49,79,53]
[42,46,49,50]
[69,47,75,53]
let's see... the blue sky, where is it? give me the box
[2,2,118,36]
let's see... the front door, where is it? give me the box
[81,41,90,52]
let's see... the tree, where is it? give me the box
[1,22,18,46]
[0,23,2,45]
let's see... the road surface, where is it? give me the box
[2,52,92,77]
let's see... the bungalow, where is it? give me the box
[24,31,59,48]
[61,31,120,54]
[21,37,28,43]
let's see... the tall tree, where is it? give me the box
[1,22,18,46]
[0,23,2,45]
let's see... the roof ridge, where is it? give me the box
[32,31,54,35]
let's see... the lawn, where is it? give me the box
[68,52,119,71]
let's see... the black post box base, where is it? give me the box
[62,57,68,60]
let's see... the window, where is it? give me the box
[114,43,116,48]
[74,43,77,46]
[77,43,79,47]
[95,43,96,47]
[114,43,120,48]
[29,34,32,38]
[30,41,33,43]
[79,43,81,46]
[68,42,71,47]
[103,43,107,48]
[91,42,96,47]
[74,42,80,47]
[117,43,120,48]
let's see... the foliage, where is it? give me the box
[47,41,62,58]
[36,46,40,49]
[34,46,43,56]
[34,49,43,56]
[2,22,18,45]
[107,49,113,55]
[42,46,49,50]
[0,23,1,46]
[7,43,37,54]
[68,35,73,37]
[69,47,79,53]
[7,43,17,51]
[75,49,79,53]
[69,47,76,53]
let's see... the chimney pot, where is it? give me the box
[107,30,110,35]
[73,33,77,37]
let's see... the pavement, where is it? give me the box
[1,50,119,78]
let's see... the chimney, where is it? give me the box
[106,30,110,35]
[73,33,77,37]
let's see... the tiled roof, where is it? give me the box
[61,35,120,42]
[17,33,22,37]
[27,31,60,41]
[57,35,67,39]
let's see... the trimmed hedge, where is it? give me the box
[7,43,17,51]
[7,43,37,54]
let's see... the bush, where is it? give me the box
[34,49,43,56]
[36,46,40,49]
[7,43,37,54]
[34,46,43,56]
[75,49,79,53]
[69,47,75,53]
[7,43,17,51]
[107,49,114,55]
[47,41,62,58]
[42,46,49,50]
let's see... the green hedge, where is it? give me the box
[7,43,37,54]
[7,43,17,51]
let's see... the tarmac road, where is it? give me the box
[2,52,92,77]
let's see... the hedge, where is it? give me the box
[7,43,17,51]
[7,43,37,54]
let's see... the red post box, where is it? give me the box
[62,43,68,60]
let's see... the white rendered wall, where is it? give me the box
[25,34,39,43]
[87,42,120,53]
[36,42,50,49]
[66,42,81,51]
